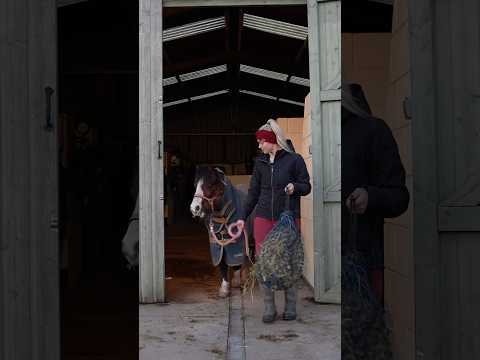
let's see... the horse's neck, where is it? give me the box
[212,197,231,216]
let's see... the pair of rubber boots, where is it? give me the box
[262,286,297,323]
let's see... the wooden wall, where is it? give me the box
[164,93,305,171]
[409,0,480,358]
[0,0,60,359]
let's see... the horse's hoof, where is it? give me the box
[218,280,230,298]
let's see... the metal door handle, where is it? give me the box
[45,86,54,131]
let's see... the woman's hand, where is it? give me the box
[285,183,295,195]
[346,188,369,214]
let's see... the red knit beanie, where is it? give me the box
[255,129,277,144]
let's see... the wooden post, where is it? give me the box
[139,0,165,303]
[307,0,341,304]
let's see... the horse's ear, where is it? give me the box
[215,169,228,186]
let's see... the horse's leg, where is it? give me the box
[219,257,229,282]
[231,264,242,288]
[218,256,230,298]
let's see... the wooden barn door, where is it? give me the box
[307,0,341,303]
[0,0,60,358]
[139,0,165,303]
[410,0,480,358]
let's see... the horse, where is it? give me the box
[121,166,254,298]
[190,166,254,297]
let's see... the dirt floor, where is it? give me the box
[140,222,341,360]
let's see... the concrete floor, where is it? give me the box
[139,222,340,360]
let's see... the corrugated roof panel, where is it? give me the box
[163,98,189,108]
[163,17,225,42]
[289,76,310,87]
[190,89,229,101]
[163,77,178,86]
[243,13,307,40]
[239,89,277,100]
[179,64,227,82]
[240,64,288,81]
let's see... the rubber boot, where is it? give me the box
[262,286,277,323]
[283,287,297,321]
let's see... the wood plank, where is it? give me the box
[434,0,455,200]
[151,0,165,304]
[438,206,480,232]
[164,0,306,7]
[226,288,246,360]
[2,2,31,357]
[320,89,341,102]
[56,0,89,7]
[307,0,326,303]
[457,233,480,359]
[0,1,8,357]
[28,0,60,358]
[322,102,340,188]
[325,203,340,290]
[139,0,154,302]
[449,0,469,198]
[318,1,341,91]
[408,0,441,358]
[440,234,460,360]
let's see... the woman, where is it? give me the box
[238,119,311,323]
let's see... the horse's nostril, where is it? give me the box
[195,205,200,211]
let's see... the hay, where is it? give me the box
[245,209,304,293]
[341,252,393,360]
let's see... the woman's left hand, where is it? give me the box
[285,183,295,195]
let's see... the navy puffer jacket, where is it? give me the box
[240,149,311,221]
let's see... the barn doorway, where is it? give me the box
[57,1,139,359]
[161,5,310,303]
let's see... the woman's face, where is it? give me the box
[257,139,275,154]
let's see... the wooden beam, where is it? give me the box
[164,51,292,77]
[164,0,306,7]
[438,207,480,232]
[57,0,89,7]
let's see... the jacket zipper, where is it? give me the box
[271,163,274,221]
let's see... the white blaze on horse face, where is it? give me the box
[190,179,205,218]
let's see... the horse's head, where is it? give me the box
[190,166,227,218]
